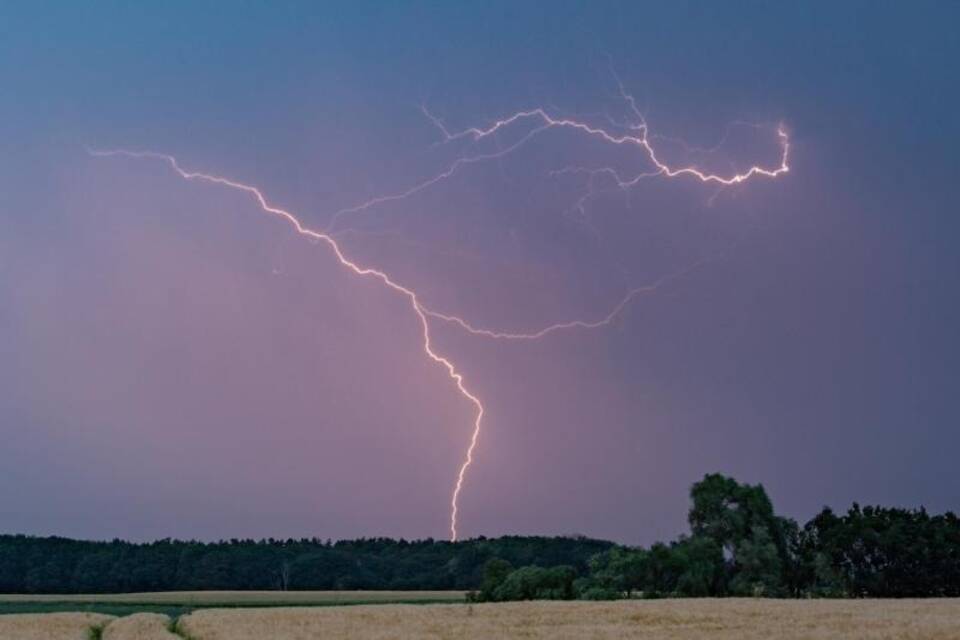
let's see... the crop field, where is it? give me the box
[1,598,959,640]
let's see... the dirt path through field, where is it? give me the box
[100,613,181,639]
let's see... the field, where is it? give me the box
[1,598,959,639]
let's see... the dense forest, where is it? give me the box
[0,533,611,594]
[2,474,958,598]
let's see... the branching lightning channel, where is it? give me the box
[326,119,552,231]
[87,148,483,542]
[424,258,708,340]
[430,108,789,186]
[88,88,789,541]
[327,82,788,232]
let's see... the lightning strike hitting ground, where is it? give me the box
[88,89,789,541]
[87,148,483,542]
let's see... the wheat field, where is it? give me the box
[1,599,959,639]
[0,611,113,640]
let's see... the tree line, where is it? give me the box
[0,533,610,594]
[2,474,958,598]
[475,474,960,600]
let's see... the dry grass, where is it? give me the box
[4,599,959,639]
[177,599,960,640]
[0,611,113,640]
[0,590,464,606]
[101,613,179,640]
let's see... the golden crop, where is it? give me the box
[2,598,959,639]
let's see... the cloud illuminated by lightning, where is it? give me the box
[87,84,789,541]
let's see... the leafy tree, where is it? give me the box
[586,547,646,597]
[673,536,724,597]
[799,504,960,597]
[643,542,686,597]
[478,558,513,601]
[728,525,783,596]
[688,473,794,595]
[492,565,576,601]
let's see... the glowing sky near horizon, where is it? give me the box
[1,2,958,544]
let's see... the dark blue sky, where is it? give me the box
[1,2,958,543]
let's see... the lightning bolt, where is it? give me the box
[87,148,483,542]
[428,109,789,185]
[424,258,708,340]
[87,83,790,541]
[326,119,553,231]
[325,71,787,234]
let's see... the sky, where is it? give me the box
[1,1,958,544]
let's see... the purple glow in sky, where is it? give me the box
[1,2,958,544]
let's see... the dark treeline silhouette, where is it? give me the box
[2,475,958,598]
[0,534,611,594]
[476,475,960,601]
